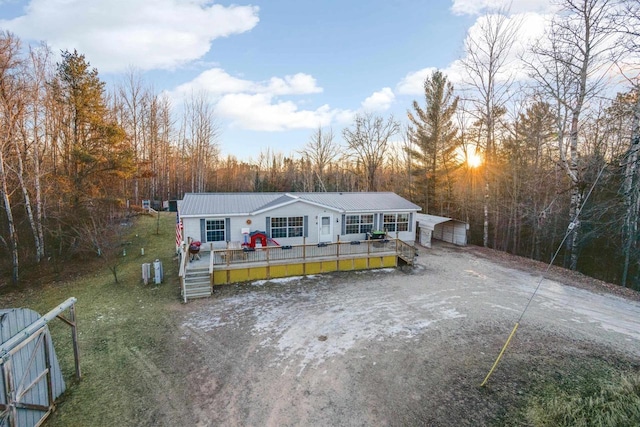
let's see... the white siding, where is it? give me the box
[419,228,433,248]
[181,199,418,247]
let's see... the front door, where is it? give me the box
[318,214,333,242]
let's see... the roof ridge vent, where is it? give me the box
[285,193,299,199]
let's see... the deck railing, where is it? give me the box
[208,238,408,267]
[396,239,416,262]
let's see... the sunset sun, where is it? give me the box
[466,150,483,168]
[456,147,483,168]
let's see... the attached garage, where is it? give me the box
[415,214,468,248]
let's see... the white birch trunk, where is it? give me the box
[0,148,19,284]
[12,137,43,262]
[621,92,640,286]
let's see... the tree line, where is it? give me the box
[0,0,638,289]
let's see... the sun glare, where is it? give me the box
[466,150,483,168]
[456,146,483,168]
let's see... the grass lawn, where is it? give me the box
[1,213,638,426]
[0,212,185,426]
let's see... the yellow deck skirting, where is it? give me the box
[210,254,399,285]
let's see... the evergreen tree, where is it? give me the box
[52,50,134,258]
[54,50,134,210]
[406,70,459,215]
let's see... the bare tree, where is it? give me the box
[620,89,639,287]
[117,68,147,204]
[181,92,220,192]
[527,0,615,270]
[461,11,519,247]
[616,0,640,286]
[342,113,399,191]
[23,42,52,263]
[617,0,640,52]
[299,126,340,191]
[0,32,24,284]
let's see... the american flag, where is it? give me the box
[175,212,183,249]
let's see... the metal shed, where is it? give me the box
[415,214,468,248]
[0,298,79,427]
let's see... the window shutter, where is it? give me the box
[200,219,206,242]
[225,218,231,242]
[303,216,308,237]
[409,213,413,232]
[266,217,271,237]
[341,214,346,235]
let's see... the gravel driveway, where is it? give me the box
[170,242,640,426]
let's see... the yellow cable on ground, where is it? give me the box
[480,322,519,387]
[479,165,606,388]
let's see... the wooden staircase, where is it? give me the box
[395,240,416,265]
[181,265,212,300]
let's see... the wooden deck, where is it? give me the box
[178,239,416,301]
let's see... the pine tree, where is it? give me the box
[406,70,459,215]
[54,49,134,211]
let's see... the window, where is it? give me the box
[206,219,225,241]
[383,213,409,233]
[345,214,374,234]
[271,216,303,238]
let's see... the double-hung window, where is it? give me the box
[271,217,303,238]
[206,219,225,241]
[383,213,409,232]
[345,214,374,234]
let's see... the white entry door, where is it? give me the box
[318,214,333,242]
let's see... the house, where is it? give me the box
[415,213,468,248]
[176,192,421,300]
[178,192,421,249]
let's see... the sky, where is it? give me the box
[0,0,557,160]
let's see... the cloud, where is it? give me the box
[451,0,554,16]
[0,0,259,72]
[266,73,323,96]
[397,10,550,96]
[396,62,466,95]
[463,12,552,86]
[360,87,395,112]
[216,93,353,131]
[171,68,322,99]
[168,66,351,132]
[397,67,437,95]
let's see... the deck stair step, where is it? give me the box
[182,267,212,300]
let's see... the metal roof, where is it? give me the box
[179,192,421,217]
[416,213,467,230]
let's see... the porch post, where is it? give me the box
[302,237,306,275]
[69,304,81,379]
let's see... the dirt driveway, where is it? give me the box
[168,243,640,426]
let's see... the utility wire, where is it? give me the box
[480,164,607,387]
